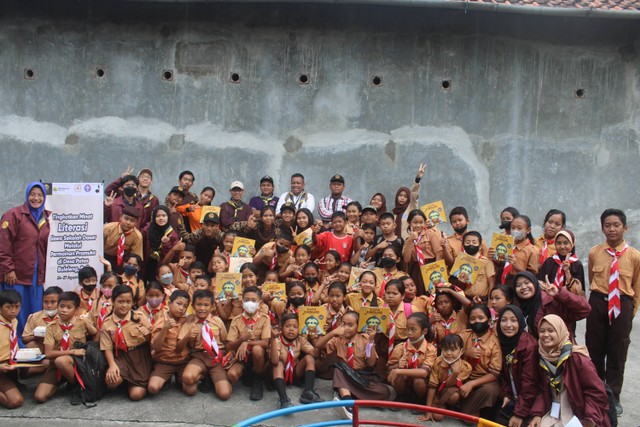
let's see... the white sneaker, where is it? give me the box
[333,396,353,420]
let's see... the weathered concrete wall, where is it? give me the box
[1,1,639,251]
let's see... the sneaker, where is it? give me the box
[70,386,82,406]
[333,396,353,420]
[250,378,264,401]
[615,400,623,416]
[278,396,294,409]
[300,390,324,404]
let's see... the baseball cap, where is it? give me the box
[260,175,274,184]
[202,212,220,223]
[330,174,345,184]
[138,168,153,179]
[280,202,296,214]
[170,186,186,197]
[362,205,377,214]
[230,181,244,190]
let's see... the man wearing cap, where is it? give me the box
[249,175,279,217]
[317,174,353,224]
[220,181,253,231]
[275,173,315,214]
[103,206,144,273]
[165,186,186,232]
[104,174,145,230]
[180,212,224,268]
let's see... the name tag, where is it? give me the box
[550,401,561,419]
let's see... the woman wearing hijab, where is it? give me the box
[393,164,425,240]
[512,271,590,340]
[531,314,610,427]
[537,230,585,297]
[0,182,51,343]
[143,205,180,281]
[496,305,541,427]
[369,193,387,216]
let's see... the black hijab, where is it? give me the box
[148,205,172,257]
[513,271,542,335]
[497,305,527,356]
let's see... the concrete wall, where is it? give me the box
[1,0,639,252]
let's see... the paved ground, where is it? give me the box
[2,317,639,427]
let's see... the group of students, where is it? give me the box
[0,165,638,427]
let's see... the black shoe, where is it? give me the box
[300,390,324,404]
[198,376,213,393]
[278,396,293,408]
[70,386,82,406]
[250,378,264,401]
[615,400,623,416]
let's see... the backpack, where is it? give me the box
[72,341,107,407]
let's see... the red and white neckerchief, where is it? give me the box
[306,287,315,306]
[281,336,296,384]
[329,308,341,330]
[405,340,421,369]
[201,320,221,362]
[80,291,94,312]
[361,295,370,308]
[222,251,231,265]
[114,319,129,357]
[268,309,277,327]
[97,301,111,331]
[501,242,527,284]
[469,336,482,368]
[346,340,355,368]
[60,322,74,351]
[270,253,278,271]
[117,230,131,266]
[179,267,189,279]
[539,239,554,265]
[141,303,165,325]
[386,308,401,357]
[607,244,629,322]
[378,273,394,298]
[552,254,579,288]
[44,315,59,324]
[414,234,426,266]
[241,315,258,361]
[0,319,18,365]
[440,316,455,336]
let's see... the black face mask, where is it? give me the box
[82,284,97,294]
[276,244,288,254]
[464,245,480,256]
[453,225,468,235]
[380,257,396,269]
[123,186,137,197]
[305,276,318,285]
[499,220,512,230]
[470,321,490,335]
[289,297,306,307]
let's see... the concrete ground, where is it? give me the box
[2,317,638,427]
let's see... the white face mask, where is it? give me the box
[242,301,260,314]
[511,230,526,242]
[442,349,464,365]
[45,309,58,317]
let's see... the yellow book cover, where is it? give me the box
[490,233,514,263]
[420,200,447,224]
[348,267,365,292]
[199,205,221,222]
[262,282,287,302]
[231,237,256,258]
[358,307,391,334]
[298,306,326,336]
[227,256,246,273]
[450,254,483,286]
[216,273,242,302]
[294,228,313,247]
[420,260,449,295]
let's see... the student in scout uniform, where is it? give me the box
[495,305,540,426]
[0,182,50,344]
[366,212,404,267]
[34,292,98,404]
[401,276,433,316]
[103,206,144,272]
[0,290,23,409]
[538,230,585,297]
[120,253,146,308]
[104,174,146,230]
[182,211,224,270]
[277,203,297,234]
[237,206,281,251]
[586,208,640,415]
[280,245,310,283]
[373,244,407,297]
[445,207,488,265]
[498,207,519,236]
[102,285,153,401]
[430,285,471,345]
[270,313,324,408]
[458,304,502,418]
[317,174,353,224]
[535,209,566,266]
[165,186,186,232]
[491,214,539,287]
[148,289,190,395]
[136,168,158,228]
[345,201,362,237]
[249,175,279,216]
[392,164,425,240]
[220,181,253,231]
[178,289,232,400]
[345,270,384,311]
[135,281,167,326]
[22,286,62,357]
[226,286,271,401]
[275,173,316,214]
[402,209,445,296]
[75,266,99,315]
[532,314,611,427]
[91,272,121,333]
[167,244,196,292]
[417,333,472,422]
[313,212,353,263]
[176,187,216,233]
[314,311,393,420]
[387,312,437,403]
[176,170,199,206]
[455,231,495,301]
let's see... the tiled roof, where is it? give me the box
[464,0,640,10]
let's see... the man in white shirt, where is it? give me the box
[275,173,316,214]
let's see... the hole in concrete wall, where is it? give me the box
[575,88,585,98]
[441,79,451,90]
[24,68,35,80]
[298,74,309,84]
[372,76,382,86]
[230,72,240,83]
[162,70,174,81]
[95,68,105,78]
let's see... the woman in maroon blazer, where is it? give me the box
[496,305,542,427]
[530,314,610,427]
[0,182,50,344]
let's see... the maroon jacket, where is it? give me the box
[220,200,253,231]
[0,203,50,285]
[103,197,145,230]
[105,178,157,229]
[531,353,610,427]
[533,287,591,339]
[141,223,180,263]
[499,332,542,418]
